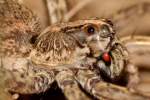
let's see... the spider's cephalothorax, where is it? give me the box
[0,0,145,100]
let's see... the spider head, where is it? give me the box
[65,18,125,82]
[62,19,115,57]
[63,19,126,81]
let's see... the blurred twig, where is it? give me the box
[46,0,67,24]
[18,0,23,4]
[121,36,150,69]
[64,0,94,21]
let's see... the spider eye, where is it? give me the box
[100,25,111,38]
[85,25,96,35]
[87,26,95,33]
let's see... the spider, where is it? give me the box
[0,0,148,100]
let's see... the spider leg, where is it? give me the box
[114,42,139,89]
[0,57,55,94]
[75,69,149,100]
[56,70,91,100]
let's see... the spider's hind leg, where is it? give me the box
[56,70,91,100]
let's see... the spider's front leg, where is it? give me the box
[0,57,55,94]
[55,69,91,100]
[112,42,139,89]
[75,69,150,100]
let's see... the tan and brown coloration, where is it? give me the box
[0,0,149,100]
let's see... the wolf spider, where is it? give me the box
[0,0,147,100]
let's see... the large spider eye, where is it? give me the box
[85,25,96,35]
[87,26,95,33]
[100,25,111,38]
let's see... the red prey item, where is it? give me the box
[102,52,111,63]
